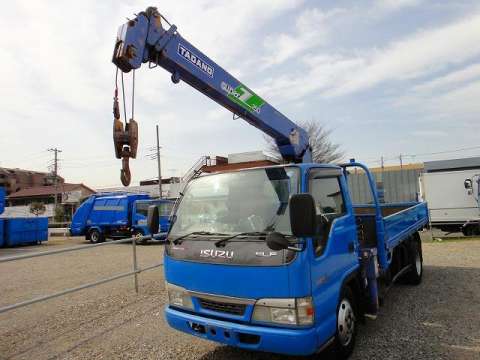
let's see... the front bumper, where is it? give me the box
[165,306,319,356]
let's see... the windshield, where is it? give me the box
[136,201,174,217]
[169,167,299,237]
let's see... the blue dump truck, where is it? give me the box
[0,187,49,247]
[0,187,4,215]
[70,193,174,244]
[0,187,4,247]
[159,161,429,358]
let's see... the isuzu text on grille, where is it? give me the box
[199,249,234,259]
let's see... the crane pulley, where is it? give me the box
[112,69,138,186]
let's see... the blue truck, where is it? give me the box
[0,187,49,247]
[70,193,174,243]
[160,162,428,357]
[0,187,4,246]
[0,187,4,216]
[112,8,429,358]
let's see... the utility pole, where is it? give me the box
[399,154,403,169]
[156,125,162,198]
[48,148,62,208]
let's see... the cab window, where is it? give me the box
[308,170,346,256]
[309,176,346,217]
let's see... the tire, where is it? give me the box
[404,238,423,285]
[132,230,147,245]
[462,224,479,236]
[332,287,357,359]
[89,229,103,244]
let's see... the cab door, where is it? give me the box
[306,168,359,340]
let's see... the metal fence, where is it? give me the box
[348,168,422,203]
[0,236,163,315]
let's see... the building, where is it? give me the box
[348,157,480,204]
[97,177,182,199]
[0,167,64,195]
[5,183,95,220]
[201,152,278,173]
[423,157,480,173]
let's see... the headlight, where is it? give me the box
[252,297,314,326]
[166,282,193,310]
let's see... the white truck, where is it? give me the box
[420,169,480,235]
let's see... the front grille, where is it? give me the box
[199,298,246,316]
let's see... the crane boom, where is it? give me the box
[112,7,311,185]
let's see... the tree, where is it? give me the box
[29,202,46,216]
[265,119,344,163]
[54,205,65,223]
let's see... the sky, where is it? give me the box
[1,0,480,188]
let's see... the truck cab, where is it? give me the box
[162,162,428,357]
[132,198,175,240]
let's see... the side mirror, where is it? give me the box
[266,232,289,251]
[147,205,159,234]
[464,179,473,189]
[289,193,317,237]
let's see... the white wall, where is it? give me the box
[0,204,55,218]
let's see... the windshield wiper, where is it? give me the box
[171,231,228,245]
[214,231,267,247]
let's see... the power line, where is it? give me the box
[403,145,480,158]
[365,144,480,167]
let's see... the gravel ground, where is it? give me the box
[0,235,479,360]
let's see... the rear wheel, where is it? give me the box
[89,229,103,244]
[332,287,357,359]
[404,238,422,285]
[462,224,480,236]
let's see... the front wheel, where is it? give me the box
[332,287,357,359]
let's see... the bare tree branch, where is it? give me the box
[264,119,344,163]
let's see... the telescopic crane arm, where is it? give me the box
[112,7,311,185]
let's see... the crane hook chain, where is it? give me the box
[113,69,138,186]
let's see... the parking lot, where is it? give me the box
[0,235,479,360]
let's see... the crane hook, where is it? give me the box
[113,87,138,187]
[120,156,131,186]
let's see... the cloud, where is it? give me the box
[412,130,447,138]
[256,11,480,102]
[256,54,365,102]
[374,0,422,12]
[427,81,480,122]
[260,7,343,68]
[330,12,480,96]
[0,0,304,186]
[161,0,304,67]
[412,63,480,94]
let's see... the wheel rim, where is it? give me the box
[91,232,98,242]
[337,298,355,347]
[415,247,422,275]
[134,232,143,243]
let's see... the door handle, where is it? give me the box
[348,242,355,253]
